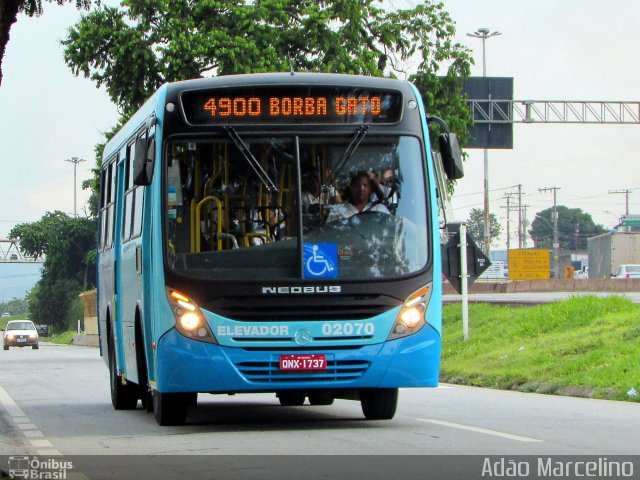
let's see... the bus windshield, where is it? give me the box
[164,134,428,281]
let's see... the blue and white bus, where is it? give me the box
[97,73,463,425]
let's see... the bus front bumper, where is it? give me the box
[155,325,441,393]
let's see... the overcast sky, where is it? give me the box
[0,0,638,250]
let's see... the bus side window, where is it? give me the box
[99,165,108,250]
[99,158,117,250]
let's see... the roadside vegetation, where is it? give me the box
[441,296,640,402]
[46,331,76,345]
[0,296,28,318]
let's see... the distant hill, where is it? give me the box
[0,263,41,301]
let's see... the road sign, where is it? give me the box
[462,77,514,149]
[442,230,491,294]
[620,214,640,227]
[508,249,550,280]
[564,265,575,279]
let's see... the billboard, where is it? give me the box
[463,77,514,149]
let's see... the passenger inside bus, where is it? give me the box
[326,171,390,223]
[301,171,321,211]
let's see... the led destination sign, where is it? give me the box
[180,86,403,125]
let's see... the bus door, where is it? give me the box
[118,136,146,384]
[98,155,118,362]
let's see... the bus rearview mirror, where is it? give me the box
[133,136,155,186]
[438,133,464,180]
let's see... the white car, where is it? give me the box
[611,264,640,279]
[3,320,39,350]
[574,267,589,279]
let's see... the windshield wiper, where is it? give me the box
[224,126,278,192]
[328,125,369,185]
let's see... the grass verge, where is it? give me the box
[46,331,76,345]
[441,295,640,402]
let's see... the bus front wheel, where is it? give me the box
[360,388,398,420]
[277,391,306,406]
[308,391,334,406]
[152,391,194,426]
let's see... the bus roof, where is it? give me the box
[167,72,411,93]
[103,73,415,160]
[102,85,167,160]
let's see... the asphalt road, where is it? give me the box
[1,343,639,479]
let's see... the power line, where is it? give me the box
[453,184,522,198]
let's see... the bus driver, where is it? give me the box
[326,171,390,223]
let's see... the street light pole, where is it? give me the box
[467,27,501,257]
[64,157,86,217]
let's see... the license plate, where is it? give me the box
[17,338,26,343]
[279,354,327,371]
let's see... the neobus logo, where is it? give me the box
[261,286,341,294]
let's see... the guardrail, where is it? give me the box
[444,278,640,294]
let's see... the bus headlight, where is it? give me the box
[167,289,217,344]
[387,284,432,340]
[179,312,200,331]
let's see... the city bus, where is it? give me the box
[97,73,463,425]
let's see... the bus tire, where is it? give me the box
[152,391,191,426]
[277,391,306,406]
[108,328,138,410]
[360,388,398,420]
[134,318,152,412]
[308,391,334,406]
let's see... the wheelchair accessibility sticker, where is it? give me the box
[303,243,338,278]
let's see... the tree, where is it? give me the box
[0,296,28,316]
[9,211,96,331]
[0,0,96,86]
[82,135,112,217]
[529,206,607,251]
[466,207,502,252]
[62,0,473,118]
[63,0,474,204]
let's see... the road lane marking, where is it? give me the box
[30,440,53,448]
[0,384,62,455]
[418,418,542,443]
[0,383,26,417]
[17,423,38,430]
[37,449,62,456]
[13,417,32,424]
[29,440,60,455]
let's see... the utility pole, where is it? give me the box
[516,184,523,248]
[467,27,501,257]
[608,189,633,215]
[539,187,561,277]
[504,194,511,252]
[64,157,86,217]
[501,193,518,252]
[522,205,529,248]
